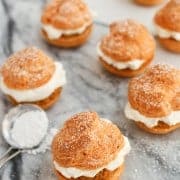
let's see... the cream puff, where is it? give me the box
[125,64,180,134]
[135,0,163,6]
[0,47,66,109]
[41,0,93,48]
[52,112,131,180]
[154,0,180,53]
[97,19,156,77]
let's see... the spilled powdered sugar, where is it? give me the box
[136,136,180,174]
[27,128,58,155]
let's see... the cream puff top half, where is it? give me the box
[41,0,93,29]
[128,64,180,118]
[154,0,180,41]
[99,19,155,62]
[1,47,55,89]
[0,47,66,102]
[52,112,131,178]
[154,0,180,32]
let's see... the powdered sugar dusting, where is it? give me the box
[27,128,58,155]
[59,0,92,25]
[1,47,55,89]
[110,19,145,38]
[100,19,155,61]
[102,35,139,58]
[129,64,179,111]
[42,0,92,29]
[155,0,180,31]
[59,0,81,14]
[131,135,180,176]
[52,112,124,169]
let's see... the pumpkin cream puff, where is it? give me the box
[97,19,156,77]
[125,64,180,134]
[135,0,163,6]
[0,47,66,109]
[41,0,93,48]
[52,112,131,180]
[154,0,180,53]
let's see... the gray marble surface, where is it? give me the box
[0,0,180,180]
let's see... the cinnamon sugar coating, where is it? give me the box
[52,112,124,170]
[1,47,55,90]
[128,64,180,117]
[41,0,92,29]
[154,0,180,32]
[100,19,155,62]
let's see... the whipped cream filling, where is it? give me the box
[54,136,130,178]
[0,62,66,102]
[125,102,180,128]
[154,23,180,41]
[42,21,92,40]
[97,43,144,70]
[54,119,131,179]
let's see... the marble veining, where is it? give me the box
[0,0,179,180]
